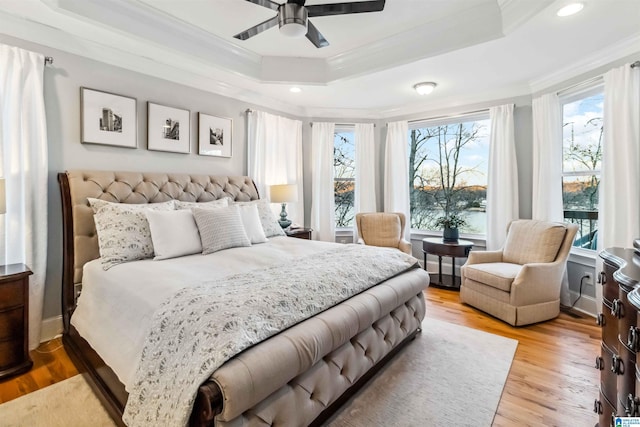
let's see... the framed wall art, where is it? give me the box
[198,113,232,158]
[147,102,190,154]
[81,87,137,148]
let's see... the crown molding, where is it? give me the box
[529,33,640,93]
[498,0,554,35]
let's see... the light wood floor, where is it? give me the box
[0,286,600,426]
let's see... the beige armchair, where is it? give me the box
[460,219,578,326]
[355,212,412,255]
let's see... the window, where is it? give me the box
[408,113,490,235]
[561,87,603,250]
[334,128,355,228]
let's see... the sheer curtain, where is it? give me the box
[247,110,303,225]
[354,123,376,241]
[384,120,410,240]
[600,63,640,249]
[486,104,519,250]
[310,122,335,242]
[532,92,569,305]
[0,44,48,350]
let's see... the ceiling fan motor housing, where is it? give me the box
[279,3,308,33]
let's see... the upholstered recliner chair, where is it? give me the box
[460,219,578,326]
[355,212,412,255]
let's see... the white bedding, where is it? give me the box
[71,236,337,390]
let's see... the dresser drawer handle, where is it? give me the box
[628,326,640,352]
[600,271,607,285]
[612,354,625,375]
[597,313,605,326]
[595,356,604,370]
[594,399,603,414]
[627,393,640,417]
[612,299,624,319]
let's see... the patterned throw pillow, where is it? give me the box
[93,202,175,270]
[192,205,251,254]
[174,198,229,210]
[233,199,285,238]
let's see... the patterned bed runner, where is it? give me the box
[123,244,418,427]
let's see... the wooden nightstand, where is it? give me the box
[285,228,312,240]
[0,264,33,380]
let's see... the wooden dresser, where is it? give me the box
[0,264,33,380]
[596,246,640,425]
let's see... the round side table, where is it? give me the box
[422,237,473,290]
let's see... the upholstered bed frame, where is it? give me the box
[58,170,427,427]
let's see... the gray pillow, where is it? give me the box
[192,205,251,254]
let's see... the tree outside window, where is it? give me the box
[408,117,490,234]
[334,130,355,227]
[561,90,603,250]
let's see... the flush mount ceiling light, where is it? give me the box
[290,87,302,93]
[557,2,584,17]
[413,82,437,95]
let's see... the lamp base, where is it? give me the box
[279,203,291,229]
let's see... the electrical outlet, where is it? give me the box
[583,271,594,286]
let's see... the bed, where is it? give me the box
[58,170,429,427]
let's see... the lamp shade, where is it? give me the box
[0,179,5,214]
[270,184,298,203]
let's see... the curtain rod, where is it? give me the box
[44,56,53,66]
[631,61,640,68]
[310,122,375,127]
[406,108,489,124]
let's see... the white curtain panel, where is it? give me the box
[354,123,377,241]
[248,110,303,225]
[486,104,519,250]
[310,122,335,242]
[0,44,48,350]
[532,93,564,222]
[600,63,640,249]
[384,120,410,240]
[532,93,569,305]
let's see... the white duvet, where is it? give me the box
[71,236,337,390]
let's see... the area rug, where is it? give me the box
[0,318,517,427]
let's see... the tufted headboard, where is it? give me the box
[58,170,259,331]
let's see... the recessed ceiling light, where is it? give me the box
[290,87,302,93]
[557,3,584,17]
[413,82,437,95]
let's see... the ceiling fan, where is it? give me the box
[234,0,386,48]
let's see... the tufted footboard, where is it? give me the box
[211,268,428,427]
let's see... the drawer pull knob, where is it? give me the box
[597,313,605,326]
[600,271,606,285]
[594,399,602,414]
[628,326,640,351]
[612,354,625,375]
[595,356,604,370]
[612,299,624,319]
[626,394,640,417]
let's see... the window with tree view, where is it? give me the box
[562,89,603,250]
[408,115,490,235]
[334,129,355,227]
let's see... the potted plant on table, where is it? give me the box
[435,213,467,242]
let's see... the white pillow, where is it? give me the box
[192,205,251,254]
[145,210,202,260]
[238,204,268,244]
[233,199,285,238]
[88,198,175,213]
[174,198,229,210]
[93,202,174,270]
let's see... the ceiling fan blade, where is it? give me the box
[307,0,385,17]
[244,0,280,12]
[233,16,279,40]
[287,0,307,5]
[306,21,329,48]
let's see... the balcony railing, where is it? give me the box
[564,209,598,250]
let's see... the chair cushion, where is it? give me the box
[502,220,567,265]
[359,213,401,249]
[463,262,523,292]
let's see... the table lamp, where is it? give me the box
[0,178,5,214]
[269,184,298,228]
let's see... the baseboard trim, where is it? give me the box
[41,315,63,343]
[563,292,597,318]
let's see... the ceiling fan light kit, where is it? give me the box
[414,82,437,95]
[235,0,386,48]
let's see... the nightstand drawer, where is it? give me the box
[0,307,24,341]
[0,281,23,310]
[0,338,24,367]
